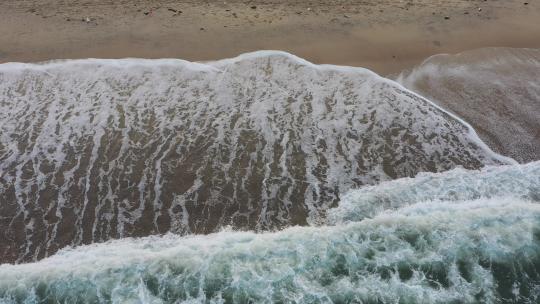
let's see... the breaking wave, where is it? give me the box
[0,51,513,263]
[0,161,539,303]
[328,158,540,224]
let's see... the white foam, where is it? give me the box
[0,184,538,302]
[396,47,540,163]
[0,51,515,264]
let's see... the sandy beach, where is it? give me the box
[0,0,539,75]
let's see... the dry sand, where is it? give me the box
[0,0,539,75]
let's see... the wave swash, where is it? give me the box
[0,50,538,303]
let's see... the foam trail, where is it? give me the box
[0,162,539,303]
[0,51,510,263]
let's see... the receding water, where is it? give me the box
[397,47,540,163]
[0,51,511,263]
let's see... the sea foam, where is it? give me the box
[0,162,539,303]
[0,51,512,263]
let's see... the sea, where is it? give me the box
[0,47,538,303]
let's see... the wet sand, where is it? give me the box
[0,0,539,75]
[398,47,540,163]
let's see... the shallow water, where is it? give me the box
[0,51,511,263]
[1,161,539,303]
[397,47,540,163]
[0,48,539,303]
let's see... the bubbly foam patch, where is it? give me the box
[0,51,511,263]
[328,160,540,224]
[0,163,539,303]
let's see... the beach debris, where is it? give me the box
[200,27,205,30]
[84,17,91,23]
[144,11,150,15]
[444,16,450,20]
[250,6,257,9]
[524,2,529,4]
[477,7,482,12]
[168,8,182,16]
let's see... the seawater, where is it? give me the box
[0,51,513,263]
[0,161,539,303]
[0,50,538,303]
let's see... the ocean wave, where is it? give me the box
[0,162,539,303]
[328,160,540,224]
[0,51,511,263]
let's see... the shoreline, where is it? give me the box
[0,0,539,75]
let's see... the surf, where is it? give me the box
[0,51,513,263]
[0,49,539,303]
[0,161,539,303]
